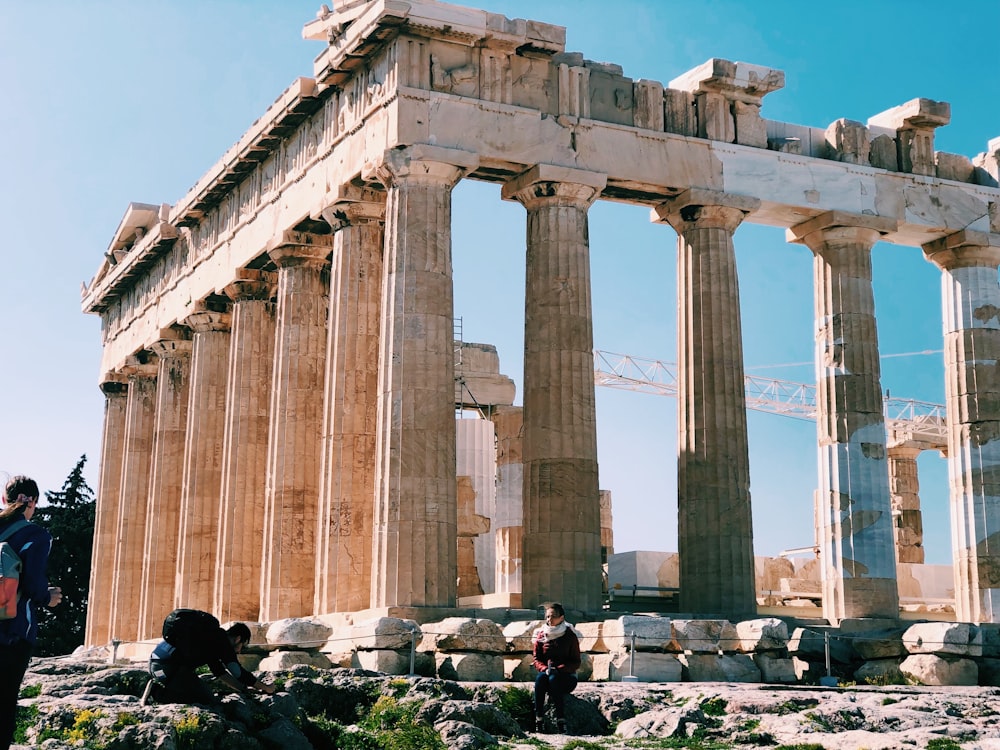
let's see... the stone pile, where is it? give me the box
[216,613,1000,688]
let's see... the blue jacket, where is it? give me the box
[0,517,53,646]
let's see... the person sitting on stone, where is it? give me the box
[143,610,274,705]
[532,602,580,733]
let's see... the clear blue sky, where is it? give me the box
[2,1,998,566]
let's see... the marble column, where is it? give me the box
[85,373,127,647]
[260,232,332,621]
[215,270,276,623]
[502,163,607,613]
[175,305,232,613]
[924,230,1000,623]
[315,190,385,614]
[368,145,477,608]
[491,405,524,596]
[888,445,925,564]
[136,334,192,640]
[788,211,900,622]
[653,189,760,618]
[108,357,157,643]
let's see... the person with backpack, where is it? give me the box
[144,608,274,705]
[0,476,61,750]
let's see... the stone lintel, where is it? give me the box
[184,307,232,334]
[785,210,897,246]
[868,98,951,131]
[361,143,479,185]
[668,58,784,102]
[500,163,607,203]
[148,337,192,359]
[651,189,760,226]
[923,230,1000,270]
[120,353,159,378]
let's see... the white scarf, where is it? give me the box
[536,622,568,642]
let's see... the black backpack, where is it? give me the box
[162,608,220,653]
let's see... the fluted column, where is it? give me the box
[85,373,128,647]
[108,357,157,643]
[215,270,276,623]
[260,232,332,621]
[924,230,1000,623]
[175,305,232,613]
[888,445,924,564]
[315,189,385,614]
[369,145,477,608]
[491,405,524,595]
[137,334,192,639]
[788,211,900,622]
[502,164,607,613]
[653,189,760,618]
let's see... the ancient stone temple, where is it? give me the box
[82,0,1000,647]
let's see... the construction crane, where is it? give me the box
[593,350,947,449]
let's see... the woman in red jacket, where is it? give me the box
[532,602,580,733]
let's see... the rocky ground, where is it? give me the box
[11,656,1000,749]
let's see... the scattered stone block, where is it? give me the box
[504,654,535,681]
[787,627,853,664]
[753,652,796,683]
[609,652,682,682]
[670,619,739,653]
[353,648,435,676]
[902,622,982,657]
[265,618,333,649]
[900,654,977,686]
[736,618,788,652]
[850,629,907,660]
[936,152,975,183]
[435,652,504,681]
[351,617,421,650]
[502,621,540,653]
[680,653,760,682]
[603,615,672,653]
[590,653,614,682]
[258,650,332,671]
[854,658,905,685]
[575,621,607,653]
[978,657,1000,687]
[421,618,507,654]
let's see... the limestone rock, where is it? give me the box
[503,654,535,681]
[900,654,978,686]
[616,707,706,739]
[753,652,796,683]
[502,620,540,653]
[422,618,508,654]
[902,622,982,656]
[603,615,672,653]
[350,616,422,650]
[434,720,498,749]
[418,699,523,738]
[854,658,905,685]
[680,653,760,682]
[608,652,682,682]
[265,617,332,648]
[736,617,788,652]
[257,650,332,671]
[671,619,739,653]
[436,652,504,681]
[352,648,435,676]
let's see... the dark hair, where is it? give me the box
[227,622,252,644]
[0,475,39,521]
[546,602,565,617]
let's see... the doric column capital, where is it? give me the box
[99,372,128,396]
[364,144,478,190]
[223,269,276,302]
[652,189,760,233]
[786,210,897,253]
[923,230,1000,271]
[183,301,232,334]
[148,329,193,359]
[501,164,607,210]
[120,353,159,380]
[314,184,387,231]
[886,444,923,460]
[266,231,333,269]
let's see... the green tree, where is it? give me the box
[33,455,95,656]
